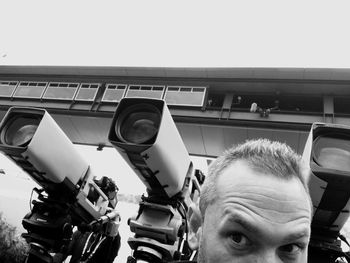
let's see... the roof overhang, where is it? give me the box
[1,65,350,81]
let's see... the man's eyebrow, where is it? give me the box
[222,210,310,241]
[283,230,310,243]
[223,212,259,233]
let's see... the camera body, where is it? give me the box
[0,107,111,262]
[302,122,350,262]
[108,98,202,262]
[108,98,192,199]
[0,107,110,220]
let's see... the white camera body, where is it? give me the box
[302,122,350,236]
[109,98,192,198]
[0,107,108,221]
[21,108,88,185]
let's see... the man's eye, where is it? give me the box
[229,233,251,248]
[279,244,302,254]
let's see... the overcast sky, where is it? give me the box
[1,0,350,68]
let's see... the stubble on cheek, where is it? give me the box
[196,227,224,263]
[197,236,207,263]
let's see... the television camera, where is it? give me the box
[302,122,350,263]
[0,107,118,263]
[108,98,204,263]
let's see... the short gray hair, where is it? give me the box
[199,138,309,216]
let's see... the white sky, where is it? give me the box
[1,0,350,68]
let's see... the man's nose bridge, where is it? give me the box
[255,250,281,263]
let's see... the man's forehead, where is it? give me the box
[218,192,311,225]
[215,160,312,216]
[217,160,307,193]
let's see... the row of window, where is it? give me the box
[3,80,349,114]
[103,84,206,106]
[0,81,207,107]
[0,81,99,101]
[205,92,350,114]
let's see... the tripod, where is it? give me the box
[125,170,203,263]
[125,199,192,263]
[22,189,74,263]
[308,232,350,263]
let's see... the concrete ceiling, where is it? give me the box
[49,113,309,157]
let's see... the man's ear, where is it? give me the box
[187,203,202,250]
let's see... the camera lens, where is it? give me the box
[313,136,350,173]
[1,116,39,147]
[116,104,161,144]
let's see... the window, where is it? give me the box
[278,95,323,113]
[0,81,18,97]
[334,97,350,114]
[165,86,207,107]
[43,82,80,100]
[125,84,165,99]
[75,83,101,101]
[206,92,225,108]
[102,84,127,102]
[13,81,48,98]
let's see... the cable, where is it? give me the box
[340,235,350,248]
[29,188,34,211]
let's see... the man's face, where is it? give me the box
[197,160,311,263]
